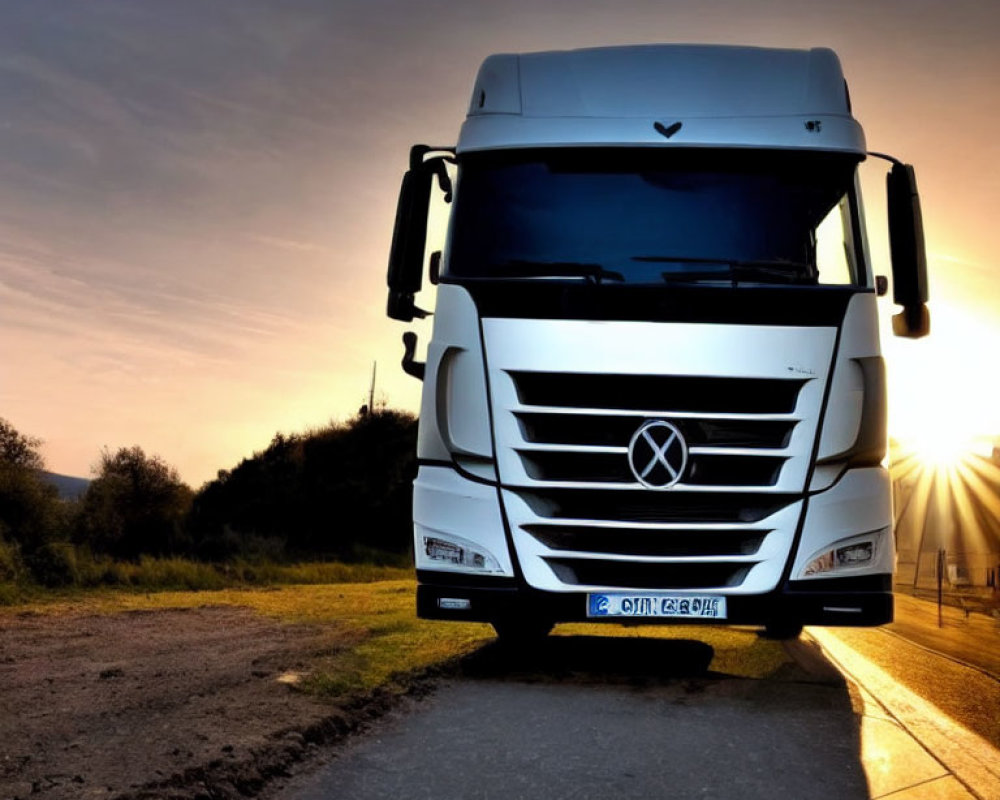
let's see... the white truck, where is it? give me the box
[386,45,928,640]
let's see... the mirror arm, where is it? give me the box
[867,150,904,167]
[401,332,425,380]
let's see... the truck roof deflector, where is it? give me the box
[654,121,683,139]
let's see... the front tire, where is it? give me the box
[491,618,554,649]
[762,620,804,640]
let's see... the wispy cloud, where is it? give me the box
[247,234,333,255]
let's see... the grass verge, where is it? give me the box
[0,557,413,605]
[1,579,794,692]
[0,580,495,697]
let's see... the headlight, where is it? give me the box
[423,534,503,573]
[800,528,887,577]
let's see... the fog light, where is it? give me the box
[836,541,874,566]
[438,597,472,610]
[801,529,885,577]
[423,534,502,573]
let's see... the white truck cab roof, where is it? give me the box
[458,44,865,154]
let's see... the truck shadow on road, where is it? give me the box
[456,634,717,685]
[415,634,872,799]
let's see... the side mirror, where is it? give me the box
[386,146,454,322]
[387,147,434,321]
[887,163,930,338]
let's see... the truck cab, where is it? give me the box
[386,45,928,640]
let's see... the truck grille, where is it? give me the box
[482,318,830,594]
[507,370,805,494]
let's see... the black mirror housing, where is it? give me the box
[386,152,434,321]
[386,146,455,322]
[887,162,930,338]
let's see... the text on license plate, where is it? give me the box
[587,593,727,619]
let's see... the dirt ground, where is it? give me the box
[0,605,399,800]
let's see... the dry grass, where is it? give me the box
[0,580,493,697]
[1,581,791,698]
[0,557,413,605]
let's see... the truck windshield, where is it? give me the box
[445,148,864,286]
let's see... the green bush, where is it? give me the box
[76,446,193,558]
[25,541,79,587]
[0,582,22,606]
[0,534,24,582]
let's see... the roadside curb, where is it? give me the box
[807,628,999,800]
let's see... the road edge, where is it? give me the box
[807,628,995,800]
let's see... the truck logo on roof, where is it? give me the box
[627,420,688,490]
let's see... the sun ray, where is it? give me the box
[892,458,939,586]
[953,466,1000,557]
[954,460,1000,521]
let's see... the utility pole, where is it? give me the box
[937,548,945,628]
[369,361,377,413]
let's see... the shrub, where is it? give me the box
[25,541,79,587]
[188,410,418,560]
[0,417,72,562]
[0,533,24,582]
[76,446,193,558]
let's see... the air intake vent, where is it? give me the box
[516,413,796,449]
[524,525,768,557]
[545,558,754,589]
[510,372,805,414]
[519,489,796,524]
[518,451,786,486]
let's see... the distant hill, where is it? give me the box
[42,471,90,500]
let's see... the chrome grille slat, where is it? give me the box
[521,518,773,531]
[515,405,803,421]
[516,443,629,454]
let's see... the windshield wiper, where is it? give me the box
[483,260,625,284]
[631,255,816,285]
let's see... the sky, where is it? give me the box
[0,0,998,487]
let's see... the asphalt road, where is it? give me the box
[277,634,869,800]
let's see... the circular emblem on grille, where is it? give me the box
[627,420,688,490]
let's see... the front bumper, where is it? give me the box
[416,570,893,627]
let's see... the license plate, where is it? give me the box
[587,592,727,619]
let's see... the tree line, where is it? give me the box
[0,410,417,587]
